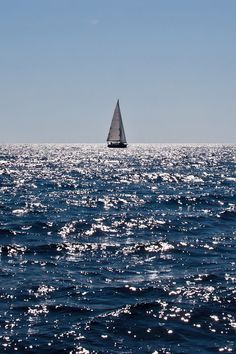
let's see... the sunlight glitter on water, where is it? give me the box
[0,144,236,353]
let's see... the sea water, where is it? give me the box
[0,144,235,353]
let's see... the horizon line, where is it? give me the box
[0,142,235,145]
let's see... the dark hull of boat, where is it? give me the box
[107,143,127,148]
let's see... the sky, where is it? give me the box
[0,0,236,143]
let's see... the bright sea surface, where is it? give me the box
[0,144,235,353]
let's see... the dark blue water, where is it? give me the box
[0,144,235,353]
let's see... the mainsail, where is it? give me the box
[107,100,127,148]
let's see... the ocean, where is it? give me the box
[0,144,235,354]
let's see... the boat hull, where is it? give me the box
[107,142,127,148]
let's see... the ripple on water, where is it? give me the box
[0,144,235,353]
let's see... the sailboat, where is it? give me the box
[107,100,127,148]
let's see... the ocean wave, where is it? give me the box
[0,144,235,353]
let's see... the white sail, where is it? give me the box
[107,100,127,145]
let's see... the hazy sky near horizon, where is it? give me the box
[0,0,236,143]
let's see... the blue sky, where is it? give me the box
[0,0,235,143]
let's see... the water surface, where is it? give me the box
[0,144,235,353]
